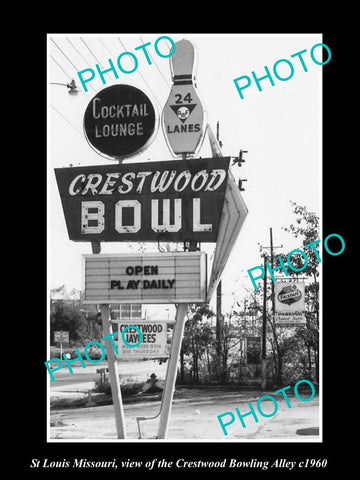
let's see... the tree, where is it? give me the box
[50,299,85,344]
[50,287,99,345]
[240,202,320,386]
[180,304,215,383]
[281,201,320,383]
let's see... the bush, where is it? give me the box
[94,377,111,395]
[85,344,104,361]
[94,377,146,397]
[121,379,146,396]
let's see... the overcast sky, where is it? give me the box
[48,33,322,317]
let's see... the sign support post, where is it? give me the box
[261,258,267,390]
[100,304,127,439]
[157,303,188,439]
[54,38,249,440]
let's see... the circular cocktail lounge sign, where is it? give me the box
[84,84,157,160]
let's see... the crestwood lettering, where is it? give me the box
[55,157,230,242]
[68,168,227,196]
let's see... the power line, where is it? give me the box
[50,54,72,80]
[80,37,104,68]
[50,104,84,137]
[51,36,171,158]
[102,37,169,157]
[117,37,163,111]
[50,37,81,74]
[65,37,97,94]
[139,36,171,88]
[50,38,92,97]
[97,36,115,61]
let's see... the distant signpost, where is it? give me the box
[54,330,69,343]
[53,330,69,358]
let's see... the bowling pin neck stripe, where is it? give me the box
[174,74,193,85]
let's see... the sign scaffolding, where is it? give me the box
[53,36,248,441]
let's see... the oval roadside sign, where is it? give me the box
[84,84,157,160]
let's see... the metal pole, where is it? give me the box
[157,303,188,439]
[216,280,223,380]
[90,240,125,438]
[215,121,224,381]
[270,228,275,317]
[101,304,127,439]
[261,258,267,390]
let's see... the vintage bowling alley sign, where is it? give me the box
[83,84,157,160]
[54,156,230,243]
[82,252,207,304]
[162,39,206,156]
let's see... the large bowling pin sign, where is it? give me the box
[162,39,206,156]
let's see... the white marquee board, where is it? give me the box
[82,252,207,304]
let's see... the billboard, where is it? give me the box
[82,251,207,304]
[274,282,306,326]
[55,157,230,243]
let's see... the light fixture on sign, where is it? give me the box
[50,79,79,94]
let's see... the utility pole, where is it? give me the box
[261,257,267,390]
[216,279,223,381]
[215,121,224,382]
[260,228,283,319]
[260,228,283,390]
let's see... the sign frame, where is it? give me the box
[81,251,207,304]
[114,320,170,359]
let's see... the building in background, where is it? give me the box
[110,304,145,321]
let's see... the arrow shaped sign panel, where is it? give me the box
[207,169,248,301]
[205,124,248,302]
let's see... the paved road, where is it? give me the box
[50,359,168,390]
[49,360,320,441]
[50,391,320,441]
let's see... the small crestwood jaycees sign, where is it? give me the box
[82,251,207,304]
[115,321,170,359]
